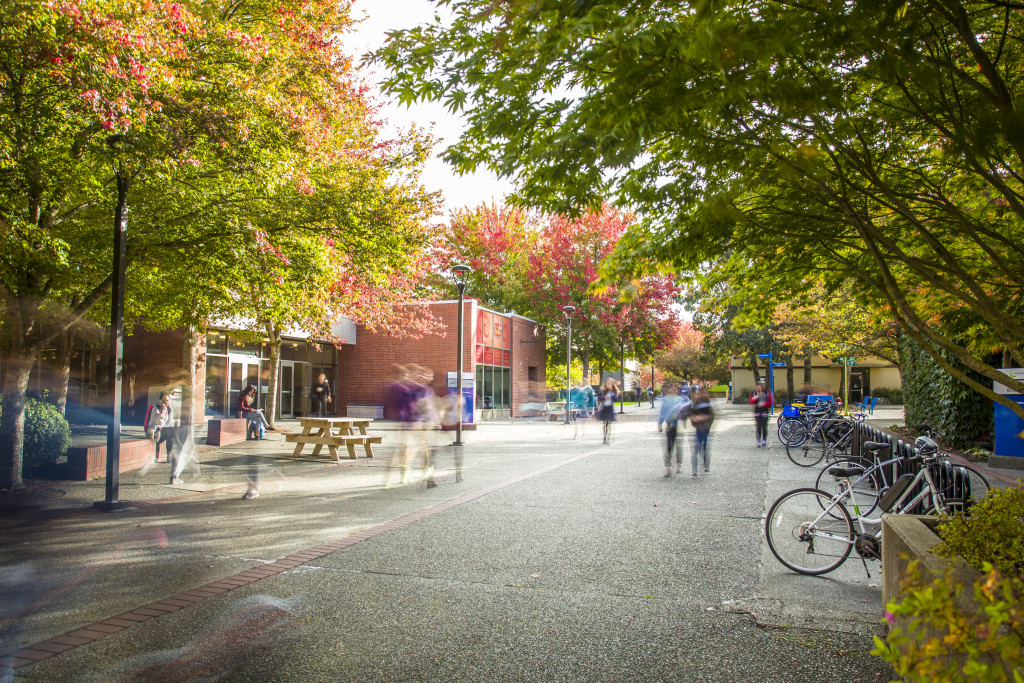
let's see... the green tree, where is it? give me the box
[0,0,387,488]
[375,0,1024,423]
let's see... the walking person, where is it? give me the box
[749,382,774,447]
[657,384,684,477]
[598,379,619,444]
[689,387,715,477]
[311,373,331,417]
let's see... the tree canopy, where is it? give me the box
[376,0,1024,419]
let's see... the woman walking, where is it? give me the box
[688,387,715,477]
[598,379,619,444]
[749,383,774,447]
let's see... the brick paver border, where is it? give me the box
[13,444,605,670]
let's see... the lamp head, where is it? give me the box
[452,264,472,282]
[562,304,576,317]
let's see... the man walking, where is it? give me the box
[657,384,689,477]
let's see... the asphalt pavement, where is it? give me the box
[1,400,977,681]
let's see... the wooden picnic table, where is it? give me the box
[284,417,382,461]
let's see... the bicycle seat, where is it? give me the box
[862,441,890,451]
[830,466,867,478]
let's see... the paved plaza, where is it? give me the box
[4,401,1017,681]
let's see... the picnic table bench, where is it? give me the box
[285,417,382,461]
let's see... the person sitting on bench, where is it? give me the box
[239,384,272,439]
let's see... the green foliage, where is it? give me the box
[870,388,904,405]
[936,486,1024,577]
[0,397,72,468]
[901,336,993,448]
[873,561,1024,682]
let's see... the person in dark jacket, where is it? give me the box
[749,383,774,447]
[598,379,619,444]
[688,388,715,477]
[311,373,331,417]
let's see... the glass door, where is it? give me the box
[229,356,263,415]
[280,362,294,419]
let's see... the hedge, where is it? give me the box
[0,396,73,468]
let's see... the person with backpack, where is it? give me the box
[598,378,619,444]
[239,385,272,440]
[749,382,774,447]
[688,387,715,477]
[657,384,685,477]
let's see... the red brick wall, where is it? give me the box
[123,328,206,426]
[335,302,546,419]
[510,315,547,417]
[66,438,156,480]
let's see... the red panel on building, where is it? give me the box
[503,350,511,367]
[502,318,511,348]
[475,345,484,363]
[484,347,493,365]
[483,311,494,345]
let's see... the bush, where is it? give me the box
[873,487,1024,681]
[936,485,1024,576]
[0,396,73,467]
[870,387,905,405]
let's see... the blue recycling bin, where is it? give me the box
[994,370,1024,458]
[462,387,475,424]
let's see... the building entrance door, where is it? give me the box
[279,362,294,419]
[229,356,262,415]
[849,372,864,404]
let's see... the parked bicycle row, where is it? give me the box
[765,408,990,577]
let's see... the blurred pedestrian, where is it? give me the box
[749,382,774,447]
[310,373,331,417]
[657,384,683,477]
[689,387,715,477]
[598,378,619,444]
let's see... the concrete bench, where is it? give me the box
[285,433,383,461]
[207,418,249,446]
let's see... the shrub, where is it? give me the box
[0,396,73,467]
[936,485,1024,577]
[873,487,1024,681]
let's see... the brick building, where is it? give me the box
[337,300,546,420]
[22,302,545,426]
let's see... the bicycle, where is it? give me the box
[784,412,866,467]
[765,436,990,575]
[777,402,836,447]
[814,439,991,519]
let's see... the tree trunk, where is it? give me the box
[180,325,203,427]
[786,354,795,401]
[264,323,283,428]
[0,355,32,489]
[803,348,813,385]
[1005,348,1014,369]
[53,328,79,416]
[598,360,603,385]
[582,347,591,387]
[748,350,761,385]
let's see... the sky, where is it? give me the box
[342,0,514,219]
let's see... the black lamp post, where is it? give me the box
[562,305,576,425]
[651,362,655,407]
[618,341,625,414]
[96,136,132,512]
[452,264,471,446]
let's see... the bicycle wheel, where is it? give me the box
[765,488,855,575]
[778,420,808,447]
[815,459,881,519]
[940,464,991,514]
[785,432,826,467]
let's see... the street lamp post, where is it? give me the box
[562,305,576,425]
[96,138,132,512]
[452,264,472,447]
[618,341,625,414]
[651,363,655,408]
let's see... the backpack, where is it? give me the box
[143,404,161,434]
